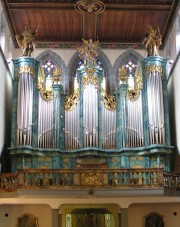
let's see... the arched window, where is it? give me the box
[75,59,105,90]
[123,59,138,89]
[42,59,60,90]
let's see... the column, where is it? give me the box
[51,209,59,227]
[53,84,65,150]
[120,208,128,227]
[116,84,128,149]
[140,59,150,146]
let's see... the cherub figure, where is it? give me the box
[142,26,162,56]
[78,38,99,64]
[16,25,39,57]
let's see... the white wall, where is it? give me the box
[129,203,180,227]
[168,57,180,151]
[0,204,52,227]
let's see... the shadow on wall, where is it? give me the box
[0,145,11,173]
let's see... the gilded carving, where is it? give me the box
[82,70,98,89]
[39,88,53,101]
[65,90,80,111]
[80,172,103,186]
[118,66,128,83]
[18,65,34,76]
[101,92,116,111]
[16,25,39,57]
[52,68,62,83]
[146,65,162,76]
[37,67,62,101]
[142,25,162,57]
[75,0,105,15]
[78,39,99,65]
[128,89,140,102]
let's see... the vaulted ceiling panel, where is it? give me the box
[2,0,179,49]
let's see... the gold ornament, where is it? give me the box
[40,88,53,101]
[65,90,80,111]
[102,93,116,111]
[118,66,128,83]
[80,172,103,186]
[128,89,140,102]
[52,68,62,83]
[18,65,34,77]
[146,65,162,77]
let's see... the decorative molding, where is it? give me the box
[80,172,104,186]
[33,42,145,49]
[75,0,105,14]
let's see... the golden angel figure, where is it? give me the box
[16,25,39,57]
[78,38,99,64]
[142,26,162,56]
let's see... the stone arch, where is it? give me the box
[36,50,68,92]
[112,49,144,91]
[67,48,113,94]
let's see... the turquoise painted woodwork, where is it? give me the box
[9,56,173,174]
[116,84,128,149]
[53,84,65,149]
[140,58,150,146]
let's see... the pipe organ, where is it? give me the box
[10,56,173,172]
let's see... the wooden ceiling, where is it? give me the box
[2,0,179,49]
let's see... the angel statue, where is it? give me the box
[16,25,39,57]
[142,26,162,56]
[78,38,99,65]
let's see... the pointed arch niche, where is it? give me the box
[60,204,120,227]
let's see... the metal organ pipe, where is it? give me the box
[127,92,143,147]
[102,103,116,149]
[17,73,33,146]
[147,71,165,144]
[83,83,98,147]
[65,102,79,150]
[38,94,53,148]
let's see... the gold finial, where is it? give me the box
[118,67,128,83]
[52,68,62,84]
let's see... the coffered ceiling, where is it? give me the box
[2,0,179,49]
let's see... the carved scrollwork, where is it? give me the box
[40,88,53,101]
[18,65,34,77]
[128,89,140,102]
[65,89,80,111]
[82,75,98,89]
[80,172,103,186]
[102,92,116,111]
[146,65,162,77]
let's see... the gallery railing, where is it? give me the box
[163,172,180,194]
[0,168,164,192]
[0,172,18,192]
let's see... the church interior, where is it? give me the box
[0,0,180,226]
